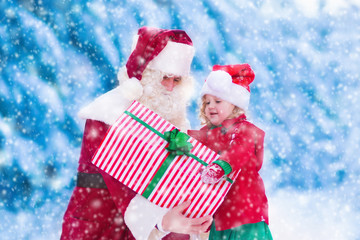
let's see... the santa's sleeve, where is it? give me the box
[101,170,170,239]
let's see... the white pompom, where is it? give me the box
[207,70,232,92]
[119,77,143,100]
[117,66,128,84]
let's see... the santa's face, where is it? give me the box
[204,94,235,126]
[161,74,182,92]
[138,69,188,128]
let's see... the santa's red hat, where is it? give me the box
[117,26,195,101]
[126,26,194,80]
[201,64,255,111]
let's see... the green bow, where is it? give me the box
[164,129,193,155]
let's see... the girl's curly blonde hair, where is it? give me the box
[199,95,245,127]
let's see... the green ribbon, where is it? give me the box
[123,110,233,199]
[164,129,193,155]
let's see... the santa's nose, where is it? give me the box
[161,77,176,91]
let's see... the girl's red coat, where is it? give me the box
[188,114,269,231]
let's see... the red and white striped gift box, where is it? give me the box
[91,100,239,218]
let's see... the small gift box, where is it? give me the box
[92,101,239,218]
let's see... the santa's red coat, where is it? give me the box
[61,119,189,240]
[188,114,269,231]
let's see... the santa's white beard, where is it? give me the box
[138,72,188,130]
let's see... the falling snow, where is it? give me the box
[0,0,360,239]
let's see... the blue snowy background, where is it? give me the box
[1,0,359,239]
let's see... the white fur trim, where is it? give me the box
[201,70,251,111]
[78,86,133,125]
[156,217,170,234]
[118,77,143,100]
[124,195,169,240]
[147,41,195,76]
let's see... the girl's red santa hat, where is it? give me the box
[201,64,255,111]
[119,26,195,100]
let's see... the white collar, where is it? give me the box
[78,86,133,125]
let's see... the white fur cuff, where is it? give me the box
[124,194,169,240]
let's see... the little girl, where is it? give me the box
[188,64,273,240]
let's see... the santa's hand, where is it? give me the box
[161,201,213,234]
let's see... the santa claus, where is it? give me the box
[60,26,212,240]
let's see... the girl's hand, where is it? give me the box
[200,163,225,184]
[161,200,213,234]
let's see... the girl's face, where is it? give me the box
[204,94,235,126]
